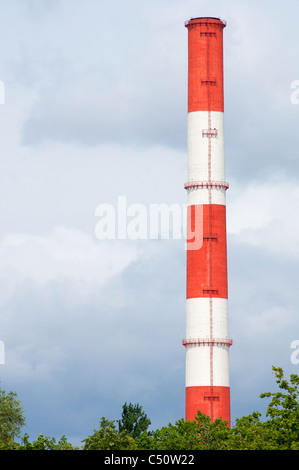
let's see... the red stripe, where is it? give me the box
[186,18,225,113]
[187,204,228,299]
[185,385,230,425]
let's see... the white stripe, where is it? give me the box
[187,186,226,205]
[187,111,225,183]
[186,297,229,339]
[185,346,211,386]
[185,346,230,387]
[185,298,230,387]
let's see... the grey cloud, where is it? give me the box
[20,55,187,149]
[0,239,186,440]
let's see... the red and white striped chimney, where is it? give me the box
[183,17,232,426]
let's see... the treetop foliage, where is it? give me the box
[0,366,298,450]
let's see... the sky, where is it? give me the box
[0,0,299,446]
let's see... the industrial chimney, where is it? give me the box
[183,17,232,426]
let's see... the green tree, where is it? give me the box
[137,418,200,450]
[18,433,77,450]
[229,366,299,450]
[195,411,231,450]
[137,412,231,450]
[229,412,277,450]
[82,417,137,450]
[260,366,299,449]
[118,402,151,438]
[0,384,25,449]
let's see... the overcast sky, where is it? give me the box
[0,0,299,446]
